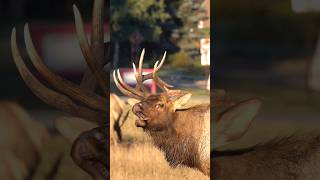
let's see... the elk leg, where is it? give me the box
[71,126,109,180]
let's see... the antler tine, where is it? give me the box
[132,63,149,94]
[134,49,147,91]
[11,28,106,123]
[133,51,149,93]
[114,49,172,97]
[73,4,108,93]
[152,60,173,89]
[112,70,144,100]
[154,51,166,72]
[23,24,106,112]
[116,69,145,97]
[138,48,145,78]
[151,61,170,92]
[142,51,173,92]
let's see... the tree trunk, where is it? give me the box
[309,32,320,91]
[112,41,120,69]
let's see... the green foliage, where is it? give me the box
[110,0,170,42]
[168,51,193,68]
[168,51,208,76]
[168,0,208,58]
[110,0,209,66]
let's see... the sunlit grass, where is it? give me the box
[110,98,210,180]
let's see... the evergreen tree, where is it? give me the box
[167,0,208,59]
[110,0,169,67]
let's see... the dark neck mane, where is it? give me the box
[147,126,200,168]
[212,134,320,179]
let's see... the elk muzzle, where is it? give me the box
[132,102,149,127]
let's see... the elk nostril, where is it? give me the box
[138,103,144,110]
[133,104,141,113]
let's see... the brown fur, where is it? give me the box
[212,91,320,180]
[212,134,320,180]
[0,101,50,179]
[134,94,210,175]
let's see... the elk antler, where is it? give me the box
[73,4,108,92]
[113,49,173,100]
[11,1,107,124]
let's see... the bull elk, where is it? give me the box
[11,0,109,179]
[113,49,210,175]
[212,90,320,179]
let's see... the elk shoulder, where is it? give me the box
[150,104,210,175]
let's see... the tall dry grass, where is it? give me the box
[110,97,209,180]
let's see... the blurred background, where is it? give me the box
[0,0,106,109]
[109,0,210,97]
[0,0,210,109]
[213,0,320,149]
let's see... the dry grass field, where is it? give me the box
[110,96,210,180]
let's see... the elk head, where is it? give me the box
[113,49,191,131]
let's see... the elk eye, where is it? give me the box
[156,103,164,108]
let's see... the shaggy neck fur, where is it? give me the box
[212,134,320,180]
[147,104,210,175]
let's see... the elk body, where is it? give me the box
[113,49,210,175]
[11,0,109,179]
[0,102,49,179]
[211,90,320,180]
[110,93,129,144]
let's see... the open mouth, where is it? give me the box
[134,112,149,121]
[134,113,150,127]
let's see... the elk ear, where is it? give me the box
[216,99,261,143]
[127,98,140,106]
[168,90,192,111]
